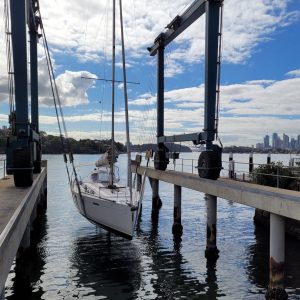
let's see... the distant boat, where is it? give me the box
[71,0,145,239]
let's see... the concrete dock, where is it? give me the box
[133,165,300,221]
[0,165,47,299]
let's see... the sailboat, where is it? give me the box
[71,0,145,239]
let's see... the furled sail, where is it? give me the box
[95,147,118,167]
[95,152,110,167]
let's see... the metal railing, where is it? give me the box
[140,153,300,190]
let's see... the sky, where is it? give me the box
[0,0,300,147]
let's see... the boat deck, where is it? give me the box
[82,181,132,204]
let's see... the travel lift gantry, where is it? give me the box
[148,0,223,180]
[6,0,42,187]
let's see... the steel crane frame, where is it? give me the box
[148,0,223,179]
[6,0,41,186]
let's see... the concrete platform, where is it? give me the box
[132,166,300,221]
[0,167,47,295]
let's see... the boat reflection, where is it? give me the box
[70,229,141,299]
[135,213,222,298]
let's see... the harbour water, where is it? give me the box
[4,153,300,299]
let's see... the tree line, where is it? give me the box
[0,130,192,154]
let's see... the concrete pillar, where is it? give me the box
[249,153,253,173]
[205,194,219,260]
[172,185,183,236]
[267,153,271,165]
[151,178,162,218]
[137,174,142,192]
[266,213,287,299]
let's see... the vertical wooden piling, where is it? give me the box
[266,213,287,299]
[229,152,234,179]
[249,153,253,173]
[172,185,183,235]
[205,194,219,260]
[267,153,271,165]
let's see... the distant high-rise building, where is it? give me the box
[256,143,263,149]
[263,135,270,149]
[297,135,300,150]
[283,133,289,150]
[290,138,296,150]
[272,133,280,149]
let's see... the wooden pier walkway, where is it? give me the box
[0,165,47,299]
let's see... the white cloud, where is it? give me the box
[1,0,299,147]
[245,80,275,86]
[35,0,299,77]
[286,69,300,77]
[54,70,95,107]
[37,57,96,107]
[220,78,300,115]
[0,114,8,122]
[127,73,300,145]
[129,95,156,106]
[219,116,300,146]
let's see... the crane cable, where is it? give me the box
[215,1,224,148]
[36,1,86,214]
[3,0,15,115]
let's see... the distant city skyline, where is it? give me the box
[256,133,300,150]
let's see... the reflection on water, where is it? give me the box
[70,230,141,300]
[246,223,300,299]
[246,225,269,294]
[134,213,224,299]
[4,154,300,299]
[6,214,48,300]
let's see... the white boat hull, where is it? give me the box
[72,181,141,239]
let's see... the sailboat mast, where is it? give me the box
[119,0,132,203]
[110,0,116,186]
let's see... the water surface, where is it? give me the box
[5,153,300,299]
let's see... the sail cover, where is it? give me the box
[95,152,110,167]
[95,147,117,167]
